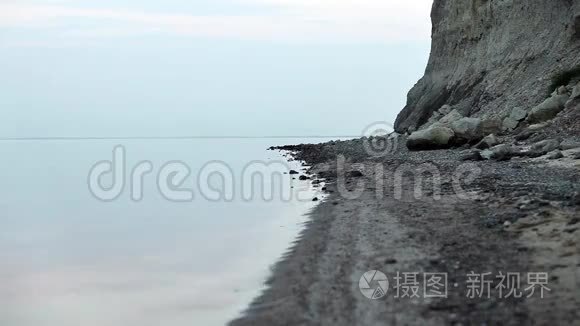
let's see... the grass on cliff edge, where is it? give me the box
[549,65,580,94]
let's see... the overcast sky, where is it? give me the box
[0,0,432,137]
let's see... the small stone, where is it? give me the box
[504,221,512,227]
[481,144,515,161]
[556,86,568,95]
[289,169,299,175]
[474,134,499,150]
[299,175,310,180]
[312,197,319,202]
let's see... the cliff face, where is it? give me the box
[395,0,580,133]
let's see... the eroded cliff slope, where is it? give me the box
[395,0,580,133]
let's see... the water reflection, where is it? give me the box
[0,140,320,326]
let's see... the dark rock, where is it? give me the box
[460,150,483,161]
[318,170,337,179]
[347,170,364,178]
[312,197,319,202]
[299,175,310,180]
[289,170,299,175]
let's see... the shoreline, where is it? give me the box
[230,137,580,325]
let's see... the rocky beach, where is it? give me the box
[231,0,580,324]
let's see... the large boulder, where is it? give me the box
[438,109,464,126]
[406,126,455,151]
[502,107,528,131]
[451,117,483,143]
[527,94,569,123]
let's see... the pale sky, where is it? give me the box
[0,0,433,137]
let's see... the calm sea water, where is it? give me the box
[0,139,322,326]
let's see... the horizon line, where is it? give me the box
[0,135,360,142]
